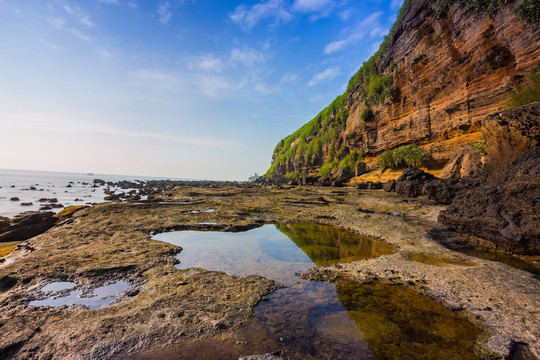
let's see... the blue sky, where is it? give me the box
[0,0,403,180]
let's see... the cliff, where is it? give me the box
[266,0,540,181]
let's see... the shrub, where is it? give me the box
[378,144,431,169]
[503,69,540,109]
[338,151,364,173]
[516,0,540,21]
[285,171,299,180]
[378,150,394,170]
[318,160,338,176]
[437,0,539,21]
[360,107,374,122]
[470,139,487,156]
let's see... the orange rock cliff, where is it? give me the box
[265,0,540,180]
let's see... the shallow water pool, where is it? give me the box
[141,223,481,359]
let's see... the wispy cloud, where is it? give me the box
[158,2,172,24]
[307,67,340,86]
[199,76,234,97]
[69,28,93,42]
[98,49,114,58]
[64,5,95,27]
[47,16,65,30]
[128,69,178,88]
[323,11,383,54]
[230,0,292,31]
[280,73,298,83]
[98,0,118,3]
[128,2,138,9]
[0,113,240,148]
[230,48,265,66]
[293,0,332,12]
[188,55,225,72]
[391,0,403,10]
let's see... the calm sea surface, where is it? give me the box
[0,169,181,218]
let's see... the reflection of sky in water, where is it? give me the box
[41,282,76,292]
[154,225,315,285]
[30,281,129,309]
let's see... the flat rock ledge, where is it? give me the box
[0,185,538,359]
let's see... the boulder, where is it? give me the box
[38,198,58,203]
[20,202,33,206]
[395,168,435,197]
[439,148,540,255]
[383,180,396,192]
[440,147,484,180]
[0,212,58,243]
[10,197,19,201]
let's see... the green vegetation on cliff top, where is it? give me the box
[266,0,539,178]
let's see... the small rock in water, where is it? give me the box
[21,202,33,206]
[10,197,20,201]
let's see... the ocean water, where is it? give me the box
[0,168,180,218]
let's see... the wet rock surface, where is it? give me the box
[0,184,538,359]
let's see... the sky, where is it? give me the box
[0,0,403,181]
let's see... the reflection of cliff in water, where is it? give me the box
[334,278,482,360]
[275,222,394,266]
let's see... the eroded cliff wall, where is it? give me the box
[267,0,540,178]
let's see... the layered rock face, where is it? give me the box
[351,1,540,166]
[267,0,540,177]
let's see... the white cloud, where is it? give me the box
[48,16,65,30]
[280,73,298,83]
[307,67,340,86]
[158,2,172,24]
[293,0,332,13]
[230,0,292,31]
[323,11,383,54]
[254,82,277,94]
[128,2,138,9]
[69,29,93,42]
[188,55,225,72]
[98,49,114,58]
[128,69,178,88]
[391,0,403,10]
[230,48,265,66]
[200,76,233,97]
[64,5,95,27]
[98,0,118,3]
[324,40,347,54]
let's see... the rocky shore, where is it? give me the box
[0,182,539,359]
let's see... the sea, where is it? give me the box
[0,169,181,218]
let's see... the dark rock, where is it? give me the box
[301,176,319,186]
[395,168,435,197]
[439,148,540,255]
[10,197,20,201]
[39,205,53,210]
[482,102,540,178]
[383,180,396,192]
[0,212,58,243]
[422,179,459,205]
[368,181,383,190]
[66,184,72,188]
[38,198,58,203]
[29,186,37,191]
[355,182,369,189]
[20,202,33,206]
[355,162,367,177]
[440,147,484,180]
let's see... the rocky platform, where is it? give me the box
[0,185,539,359]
